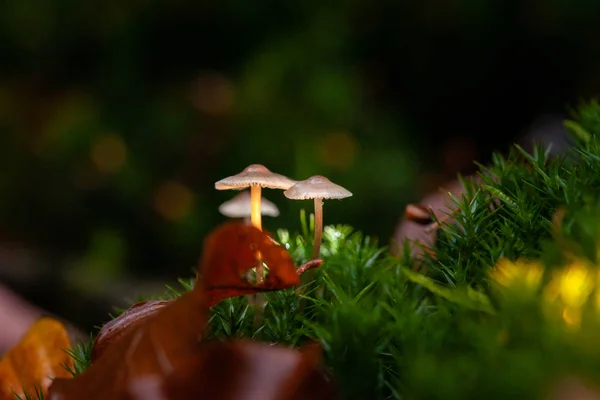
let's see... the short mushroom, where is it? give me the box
[284,175,352,259]
[215,164,296,231]
[218,190,280,224]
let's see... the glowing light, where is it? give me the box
[154,181,194,221]
[544,261,595,308]
[91,134,127,173]
[317,131,358,171]
[489,258,544,289]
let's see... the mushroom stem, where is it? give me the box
[249,184,265,284]
[250,184,262,231]
[312,197,324,259]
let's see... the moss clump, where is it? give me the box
[66,100,600,400]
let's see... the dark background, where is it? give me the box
[0,0,599,332]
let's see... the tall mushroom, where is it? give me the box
[215,164,296,231]
[284,175,352,259]
[215,164,296,284]
[218,190,280,224]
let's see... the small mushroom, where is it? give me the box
[215,164,296,231]
[218,190,280,224]
[216,164,295,286]
[284,175,352,259]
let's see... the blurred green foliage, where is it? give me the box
[125,100,600,400]
[1,0,600,332]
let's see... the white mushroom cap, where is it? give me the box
[284,175,352,200]
[218,191,280,218]
[215,164,297,190]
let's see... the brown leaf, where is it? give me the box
[50,222,326,400]
[90,224,321,363]
[0,317,73,400]
[48,288,208,400]
[126,341,339,400]
[90,300,170,362]
[404,204,434,225]
[91,260,322,363]
[201,222,304,305]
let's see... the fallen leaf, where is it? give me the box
[404,204,434,225]
[49,222,326,399]
[47,288,208,399]
[127,340,339,400]
[90,300,170,362]
[90,223,321,362]
[201,222,306,305]
[0,317,73,400]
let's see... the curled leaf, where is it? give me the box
[48,287,208,400]
[0,317,73,400]
[91,258,322,363]
[91,223,321,362]
[56,222,330,400]
[201,222,305,305]
[404,204,434,225]
[91,300,170,362]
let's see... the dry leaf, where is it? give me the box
[201,222,308,305]
[90,223,321,363]
[127,340,339,400]
[49,222,330,400]
[403,204,434,225]
[48,288,208,399]
[90,300,170,362]
[0,317,73,400]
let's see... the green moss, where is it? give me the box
[67,100,600,399]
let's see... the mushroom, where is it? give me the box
[218,190,280,224]
[284,175,352,259]
[215,164,296,231]
[215,164,295,285]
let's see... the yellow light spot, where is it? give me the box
[317,131,358,171]
[91,134,127,173]
[555,261,595,308]
[154,181,194,221]
[489,258,544,289]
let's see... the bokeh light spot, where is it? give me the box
[190,72,235,116]
[154,181,194,222]
[91,134,127,174]
[317,131,358,171]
